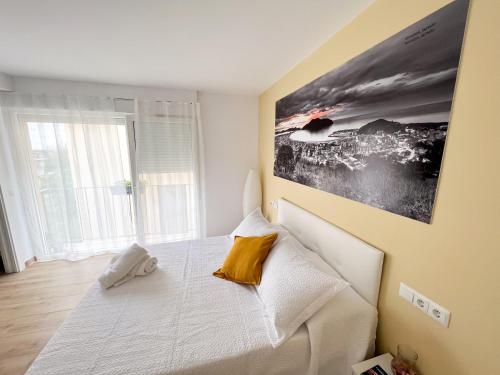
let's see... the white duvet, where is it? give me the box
[27,236,377,375]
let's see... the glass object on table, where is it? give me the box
[391,344,418,375]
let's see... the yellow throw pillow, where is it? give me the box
[213,233,278,285]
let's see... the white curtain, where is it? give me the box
[134,100,206,244]
[0,94,205,261]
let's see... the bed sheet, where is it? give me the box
[27,236,377,375]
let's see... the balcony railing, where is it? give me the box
[38,183,195,258]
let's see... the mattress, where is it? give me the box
[26,236,377,375]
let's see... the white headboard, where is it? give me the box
[276,198,384,307]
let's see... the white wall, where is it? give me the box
[3,77,258,265]
[199,92,258,236]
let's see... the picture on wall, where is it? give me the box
[273,0,469,223]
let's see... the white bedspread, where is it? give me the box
[27,236,377,375]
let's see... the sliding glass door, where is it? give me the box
[24,116,135,259]
[0,94,205,261]
[131,117,198,243]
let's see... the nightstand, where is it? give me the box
[352,353,394,375]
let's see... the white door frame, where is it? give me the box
[126,116,142,243]
[0,185,20,273]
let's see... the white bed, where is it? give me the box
[26,199,384,375]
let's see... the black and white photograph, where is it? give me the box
[274,0,469,223]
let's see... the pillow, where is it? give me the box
[256,236,349,347]
[290,235,344,279]
[231,207,289,241]
[213,233,278,285]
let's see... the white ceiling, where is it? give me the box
[0,0,373,94]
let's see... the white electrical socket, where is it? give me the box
[428,301,451,327]
[399,282,451,328]
[413,293,430,313]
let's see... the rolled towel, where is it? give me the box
[113,254,148,287]
[106,250,158,288]
[110,253,158,277]
[112,255,158,287]
[135,255,158,276]
[99,243,148,289]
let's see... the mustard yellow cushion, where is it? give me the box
[213,233,278,285]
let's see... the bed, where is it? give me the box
[26,199,384,375]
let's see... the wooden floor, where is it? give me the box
[0,254,113,375]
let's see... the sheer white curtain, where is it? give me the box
[0,94,134,260]
[133,100,206,244]
[0,94,206,261]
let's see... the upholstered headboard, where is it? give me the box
[276,198,384,307]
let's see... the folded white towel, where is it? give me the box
[110,255,158,287]
[135,255,158,276]
[98,243,148,289]
[110,253,158,277]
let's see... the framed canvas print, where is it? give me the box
[274,0,469,223]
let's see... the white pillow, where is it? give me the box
[231,207,289,241]
[292,236,344,278]
[256,236,349,347]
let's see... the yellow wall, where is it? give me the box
[258,1,500,374]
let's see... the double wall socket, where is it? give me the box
[399,283,451,327]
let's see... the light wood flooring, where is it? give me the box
[0,254,113,375]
